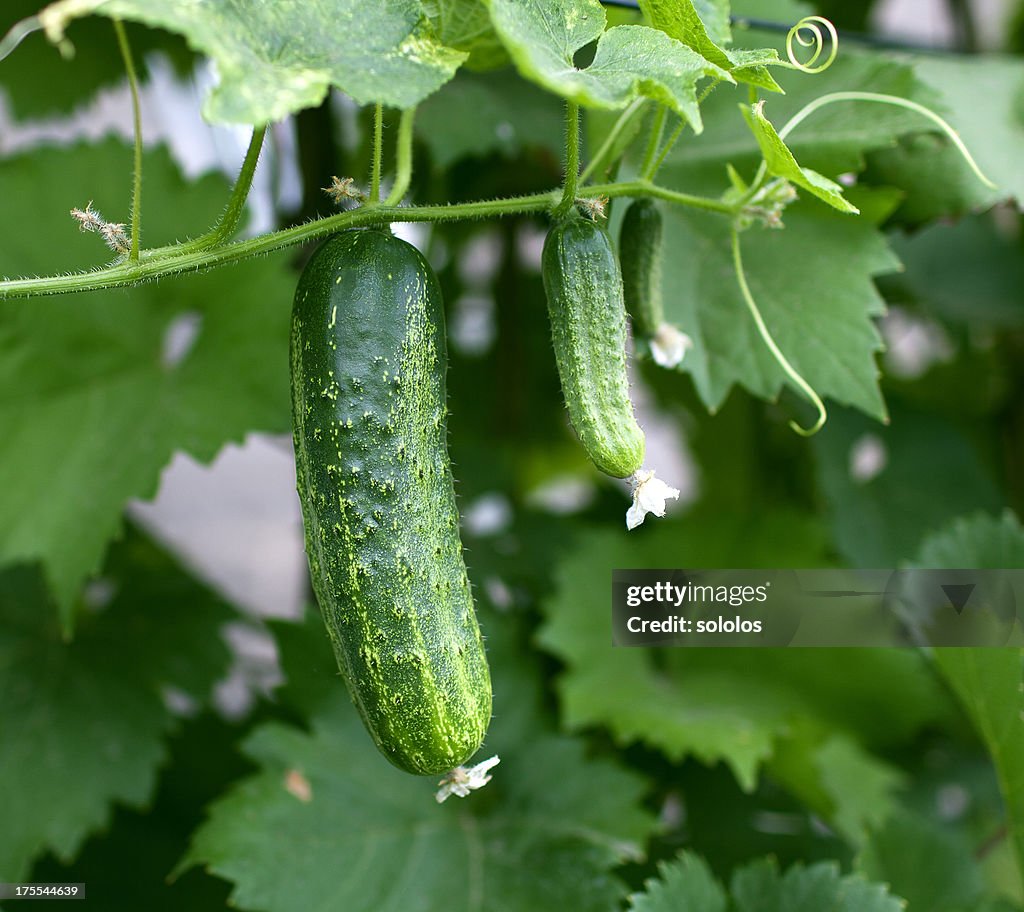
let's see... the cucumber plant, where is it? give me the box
[0,0,1000,791]
[4,2,1024,910]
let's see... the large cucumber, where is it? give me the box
[290,228,491,776]
[619,198,664,340]
[542,217,645,479]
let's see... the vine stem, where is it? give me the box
[579,98,646,184]
[208,125,267,244]
[113,19,142,262]
[554,102,580,217]
[778,91,995,189]
[384,107,415,207]
[647,79,723,179]
[369,102,384,205]
[730,227,826,436]
[144,125,267,260]
[0,180,733,300]
[650,119,684,177]
[742,89,996,206]
[640,106,667,180]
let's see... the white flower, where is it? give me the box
[649,323,692,369]
[435,755,501,803]
[626,470,680,530]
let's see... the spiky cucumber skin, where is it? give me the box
[542,218,645,479]
[290,229,491,776]
[619,198,664,339]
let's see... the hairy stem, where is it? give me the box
[554,102,580,217]
[211,126,267,243]
[648,80,723,179]
[369,102,384,204]
[0,180,732,300]
[113,19,143,262]
[640,106,667,180]
[650,119,684,178]
[147,125,267,259]
[384,107,416,207]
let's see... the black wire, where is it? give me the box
[600,0,969,55]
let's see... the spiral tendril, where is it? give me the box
[786,16,839,74]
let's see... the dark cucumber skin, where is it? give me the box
[619,199,664,339]
[542,218,645,479]
[290,229,491,776]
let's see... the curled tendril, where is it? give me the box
[730,228,827,436]
[779,91,997,190]
[0,15,41,63]
[786,16,839,74]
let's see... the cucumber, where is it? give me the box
[290,228,492,776]
[619,199,664,340]
[541,217,646,479]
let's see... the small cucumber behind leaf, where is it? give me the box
[291,228,492,776]
[619,198,664,340]
[542,217,645,479]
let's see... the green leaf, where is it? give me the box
[628,853,727,912]
[917,514,1024,896]
[915,511,1024,569]
[537,517,818,790]
[858,810,986,912]
[639,0,728,66]
[484,0,730,131]
[0,1,194,120]
[180,608,658,912]
[887,215,1024,328]
[741,101,859,213]
[661,53,940,191]
[0,141,292,623]
[768,730,904,846]
[628,852,905,912]
[902,56,1024,210]
[29,712,250,911]
[658,199,895,422]
[35,0,466,122]
[691,0,731,47]
[731,857,904,912]
[638,0,782,92]
[812,407,1003,566]
[417,69,564,167]
[537,515,948,791]
[813,738,903,843]
[933,648,1024,895]
[0,527,235,880]
[424,0,508,70]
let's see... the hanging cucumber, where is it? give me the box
[619,198,664,339]
[541,217,645,479]
[619,198,691,369]
[290,228,492,776]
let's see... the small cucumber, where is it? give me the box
[619,198,664,340]
[541,217,645,479]
[290,228,492,776]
